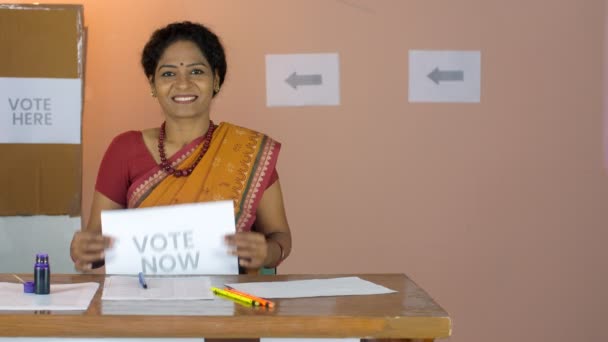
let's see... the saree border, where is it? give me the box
[236,136,279,231]
[127,143,199,208]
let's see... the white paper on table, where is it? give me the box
[226,277,397,299]
[0,282,98,310]
[102,200,238,275]
[102,276,213,301]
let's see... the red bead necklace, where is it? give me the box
[158,121,216,177]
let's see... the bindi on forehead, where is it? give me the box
[180,62,183,66]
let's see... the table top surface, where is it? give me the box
[0,273,451,339]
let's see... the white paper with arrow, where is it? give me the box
[409,50,481,103]
[266,53,340,107]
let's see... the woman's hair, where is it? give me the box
[141,21,227,93]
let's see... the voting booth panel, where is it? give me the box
[0,4,84,216]
[0,4,84,273]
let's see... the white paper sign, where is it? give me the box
[102,201,238,275]
[266,53,340,107]
[409,50,481,103]
[0,77,82,143]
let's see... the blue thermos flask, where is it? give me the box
[34,253,50,295]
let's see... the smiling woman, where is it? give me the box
[69,22,291,275]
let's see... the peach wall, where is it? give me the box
[5,0,608,341]
[606,0,608,173]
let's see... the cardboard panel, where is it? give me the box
[0,4,83,216]
[0,145,81,215]
[0,5,81,78]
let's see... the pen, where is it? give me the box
[12,274,25,284]
[138,272,148,289]
[211,286,256,306]
[225,287,275,308]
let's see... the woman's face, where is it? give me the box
[151,40,218,120]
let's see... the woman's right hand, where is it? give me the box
[70,231,113,272]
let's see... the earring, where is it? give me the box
[214,84,220,94]
[150,90,156,97]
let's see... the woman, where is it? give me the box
[70,22,291,274]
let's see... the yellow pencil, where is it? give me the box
[211,287,257,306]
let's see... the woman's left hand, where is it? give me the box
[225,232,268,269]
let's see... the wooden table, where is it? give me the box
[0,274,451,341]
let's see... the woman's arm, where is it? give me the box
[254,179,292,267]
[225,179,292,269]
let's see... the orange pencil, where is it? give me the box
[225,288,275,308]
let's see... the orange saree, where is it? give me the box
[126,122,280,233]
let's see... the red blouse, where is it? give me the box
[95,131,278,206]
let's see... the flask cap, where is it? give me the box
[35,253,49,264]
[23,281,34,293]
